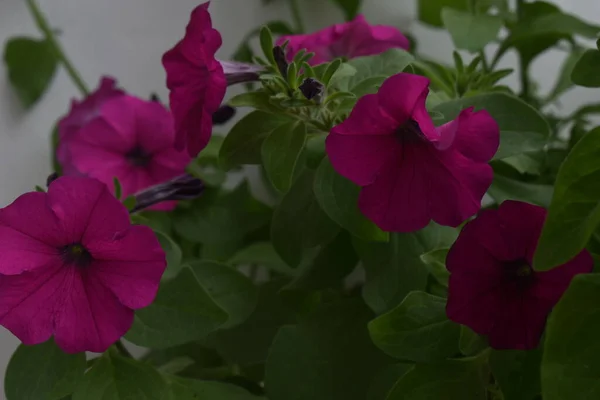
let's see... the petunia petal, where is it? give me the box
[0,192,64,247]
[442,107,500,162]
[47,177,130,244]
[86,224,166,263]
[428,148,493,228]
[0,227,60,275]
[326,133,398,186]
[358,145,431,232]
[0,264,66,346]
[331,94,399,136]
[53,268,134,353]
[133,98,178,154]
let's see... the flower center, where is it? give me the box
[61,243,93,268]
[126,146,152,167]
[396,120,426,144]
[504,258,535,286]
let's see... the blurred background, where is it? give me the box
[0,0,598,393]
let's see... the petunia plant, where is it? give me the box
[3,0,600,398]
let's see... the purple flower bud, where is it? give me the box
[212,105,236,125]
[220,61,264,85]
[299,78,324,101]
[131,174,204,213]
[272,46,288,77]
[46,172,59,187]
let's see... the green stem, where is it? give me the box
[289,0,305,33]
[25,0,89,96]
[516,0,530,100]
[479,50,489,73]
[115,340,133,358]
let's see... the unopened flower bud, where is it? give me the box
[46,172,59,187]
[299,78,324,101]
[131,174,204,213]
[212,105,236,125]
[273,46,288,77]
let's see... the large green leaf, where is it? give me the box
[271,170,339,267]
[534,127,600,270]
[369,291,460,362]
[5,340,86,400]
[167,376,263,399]
[3,37,58,108]
[207,279,295,369]
[219,111,291,170]
[434,92,550,160]
[229,242,293,276]
[418,0,468,27]
[314,157,388,242]
[542,274,600,399]
[385,357,487,399]
[490,349,542,400]
[261,121,306,193]
[441,8,502,52]
[265,299,392,400]
[355,224,457,314]
[72,354,169,400]
[488,173,554,208]
[334,49,414,93]
[153,230,183,280]
[571,49,600,88]
[125,261,258,348]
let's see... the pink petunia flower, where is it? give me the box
[0,176,166,353]
[58,95,191,211]
[326,73,499,232]
[57,77,124,173]
[162,2,262,157]
[446,200,592,350]
[277,15,410,65]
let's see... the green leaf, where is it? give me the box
[459,326,488,356]
[355,224,457,314]
[228,91,275,112]
[5,340,86,400]
[441,9,503,52]
[314,157,388,242]
[542,274,600,400]
[261,121,306,192]
[284,231,358,291]
[330,0,361,21]
[220,111,291,170]
[125,261,258,348]
[3,37,59,108]
[369,291,460,362]
[232,20,294,63]
[420,248,450,286]
[386,357,487,399]
[271,170,340,267]
[265,299,392,400]
[434,92,550,160]
[418,0,468,27]
[154,230,183,280]
[229,242,293,276]
[533,126,600,270]
[490,349,541,400]
[571,49,600,88]
[336,49,414,92]
[546,47,586,101]
[72,354,169,400]
[488,173,554,208]
[167,377,263,400]
[367,364,412,400]
[207,279,295,368]
[259,26,276,64]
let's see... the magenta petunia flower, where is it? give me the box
[57,76,124,173]
[58,94,191,211]
[446,200,593,350]
[162,2,262,157]
[326,73,499,232]
[0,176,166,353]
[277,15,410,65]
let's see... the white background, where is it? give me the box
[0,0,598,394]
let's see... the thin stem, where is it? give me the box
[289,0,305,33]
[25,0,89,96]
[115,340,133,358]
[516,0,530,100]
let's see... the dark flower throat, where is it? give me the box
[61,244,93,268]
[396,120,426,144]
[126,146,152,167]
